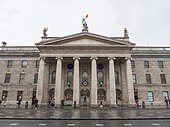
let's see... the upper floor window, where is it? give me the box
[82,71,88,81]
[19,73,25,83]
[98,71,104,87]
[51,71,56,84]
[21,60,27,68]
[158,61,164,68]
[146,74,152,84]
[131,60,135,68]
[7,60,13,68]
[160,74,166,84]
[67,71,73,87]
[34,73,38,84]
[115,71,119,84]
[35,60,40,68]
[144,61,149,68]
[4,73,11,83]
[132,74,137,84]
[147,91,154,102]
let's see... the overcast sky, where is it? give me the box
[0,0,170,46]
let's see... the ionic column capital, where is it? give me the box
[125,57,132,60]
[55,57,63,60]
[108,57,116,60]
[73,57,80,60]
[90,57,98,60]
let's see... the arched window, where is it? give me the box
[115,71,119,84]
[97,89,106,101]
[64,89,73,100]
[98,71,104,87]
[51,71,56,84]
[67,71,73,87]
[82,71,88,81]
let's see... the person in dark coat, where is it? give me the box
[74,100,76,109]
[34,98,38,109]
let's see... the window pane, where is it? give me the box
[146,74,152,84]
[131,61,135,68]
[7,60,13,68]
[4,73,11,83]
[21,60,27,68]
[163,91,169,100]
[144,61,149,68]
[19,73,25,83]
[158,61,164,68]
[147,91,154,102]
[160,74,166,84]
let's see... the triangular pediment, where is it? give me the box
[36,32,135,47]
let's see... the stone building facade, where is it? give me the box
[0,30,170,108]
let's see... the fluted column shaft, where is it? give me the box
[109,58,117,107]
[55,58,62,107]
[91,58,98,107]
[126,58,135,106]
[73,58,80,106]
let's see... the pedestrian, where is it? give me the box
[17,99,21,108]
[61,99,64,108]
[50,98,55,109]
[99,100,103,108]
[74,100,76,109]
[34,98,38,110]
[164,97,168,108]
[135,100,140,108]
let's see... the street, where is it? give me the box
[0,120,170,127]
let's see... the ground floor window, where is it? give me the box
[2,90,8,101]
[97,89,106,101]
[147,91,154,102]
[163,91,169,100]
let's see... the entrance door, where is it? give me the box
[80,89,90,106]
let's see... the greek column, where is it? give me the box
[73,57,80,107]
[90,57,98,107]
[36,58,45,105]
[125,58,135,106]
[108,58,117,107]
[54,57,63,107]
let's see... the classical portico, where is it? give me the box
[35,31,136,107]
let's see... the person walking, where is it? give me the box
[74,100,76,109]
[164,97,169,108]
[34,98,38,110]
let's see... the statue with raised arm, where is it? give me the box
[124,28,129,38]
[82,21,88,32]
[43,27,48,37]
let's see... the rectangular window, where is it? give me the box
[146,74,152,84]
[35,60,39,68]
[147,91,154,102]
[7,60,13,68]
[132,74,137,84]
[4,73,11,83]
[2,90,8,101]
[34,73,38,84]
[131,60,135,68]
[163,91,169,100]
[158,61,164,68]
[160,74,166,84]
[17,91,23,101]
[19,73,25,83]
[21,60,27,68]
[144,61,149,68]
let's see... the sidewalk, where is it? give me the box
[0,106,170,120]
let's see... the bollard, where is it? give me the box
[25,101,28,108]
[142,101,145,108]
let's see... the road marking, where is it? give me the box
[17,114,22,115]
[152,123,160,126]
[124,123,132,126]
[96,123,104,126]
[10,123,19,126]
[67,124,75,126]
[148,114,153,115]
[38,123,47,126]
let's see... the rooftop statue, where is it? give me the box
[82,14,88,32]
[124,28,129,38]
[43,27,48,37]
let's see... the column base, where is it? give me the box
[90,104,99,108]
[110,104,118,108]
[38,103,48,108]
